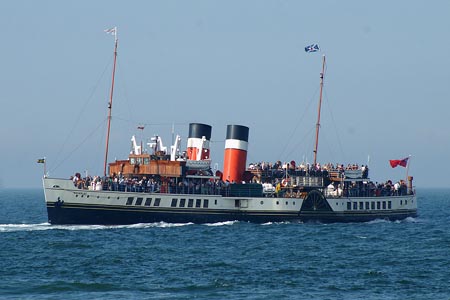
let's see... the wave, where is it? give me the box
[0,221,195,232]
[0,223,53,232]
[366,216,419,225]
[204,220,239,226]
[261,221,296,226]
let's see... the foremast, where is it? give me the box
[104,27,118,176]
[313,55,326,167]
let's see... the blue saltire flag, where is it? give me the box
[305,44,320,53]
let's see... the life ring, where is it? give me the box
[282,178,289,187]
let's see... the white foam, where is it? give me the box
[204,220,238,226]
[0,223,52,232]
[0,221,194,232]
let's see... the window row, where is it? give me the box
[126,197,214,208]
[347,201,392,211]
[126,197,161,207]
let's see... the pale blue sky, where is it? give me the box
[1,1,449,188]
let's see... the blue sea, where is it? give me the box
[1,188,450,299]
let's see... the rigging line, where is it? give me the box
[320,127,337,164]
[114,59,135,132]
[49,117,108,173]
[278,85,320,159]
[141,122,189,127]
[87,119,107,176]
[112,115,189,128]
[283,125,316,161]
[49,54,114,171]
[323,89,347,162]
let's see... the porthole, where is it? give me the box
[276,201,279,205]
[260,201,264,205]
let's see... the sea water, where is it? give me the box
[1,188,449,299]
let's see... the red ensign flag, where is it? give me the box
[389,157,409,168]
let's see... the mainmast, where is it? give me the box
[313,54,326,167]
[103,27,118,176]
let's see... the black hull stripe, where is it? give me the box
[46,204,417,225]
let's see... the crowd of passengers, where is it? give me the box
[71,172,233,195]
[71,167,409,198]
[325,179,409,198]
[248,161,369,178]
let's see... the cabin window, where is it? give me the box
[135,197,143,206]
[126,197,134,205]
[377,202,381,209]
[382,201,386,209]
[400,200,403,205]
[171,198,178,207]
[130,157,136,165]
[405,200,408,205]
[154,198,161,207]
[144,198,152,206]
[188,199,194,208]
[359,202,364,210]
[371,202,375,210]
[235,200,240,208]
[347,202,352,210]
[136,157,142,165]
[388,201,392,209]
[143,157,149,165]
[203,199,209,208]
[353,202,358,210]
[180,198,186,207]
[196,199,201,208]
[214,200,217,205]
[365,202,370,210]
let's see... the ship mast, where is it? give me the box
[103,27,118,177]
[313,55,326,167]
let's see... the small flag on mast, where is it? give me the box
[37,158,45,164]
[104,27,117,36]
[305,44,320,53]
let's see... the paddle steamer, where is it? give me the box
[42,29,417,224]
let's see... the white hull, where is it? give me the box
[43,178,417,225]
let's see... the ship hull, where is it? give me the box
[43,178,417,225]
[46,205,417,225]
[46,205,303,225]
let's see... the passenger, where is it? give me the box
[394,181,400,196]
[327,183,335,196]
[275,181,281,197]
[73,172,81,187]
[95,178,102,191]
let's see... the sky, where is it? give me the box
[1,0,449,188]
